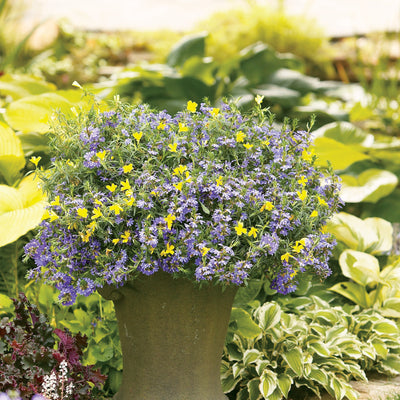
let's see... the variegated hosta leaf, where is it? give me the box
[0,174,47,247]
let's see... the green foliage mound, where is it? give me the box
[196,3,332,73]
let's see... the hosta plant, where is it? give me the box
[223,296,400,400]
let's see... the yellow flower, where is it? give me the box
[49,212,59,222]
[236,131,246,143]
[216,176,223,186]
[50,196,60,206]
[121,231,131,243]
[106,183,117,193]
[125,197,135,206]
[297,190,307,202]
[43,209,59,222]
[260,201,274,212]
[96,150,107,160]
[281,253,291,263]
[88,221,96,231]
[317,196,328,207]
[94,199,103,206]
[248,227,258,238]
[320,225,328,233]
[157,122,167,130]
[179,123,189,132]
[297,176,308,186]
[201,247,210,256]
[168,143,178,153]
[187,100,197,113]
[133,131,143,142]
[310,210,318,218]
[243,143,253,150]
[66,159,74,167]
[123,164,133,173]
[30,156,41,167]
[121,179,131,191]
[164,213,176,230]
[173,165,187,175]
[173,182,183,191]
[302,149,315,162]
[92,208,103,219]
[110,204,123,215]
[161,243,175,256]
[77,208,88,218]
[112,238,120,245]
[292,241,304,253]
[255,94,264,105]
[210,108,219,117]
[234,221,247,236]
[262,139,270,146]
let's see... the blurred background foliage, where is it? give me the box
[1,0,400,398]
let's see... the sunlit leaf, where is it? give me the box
[339,249,380,286]
[0,121,25,185]
[312,137,369,171]
[0,175,46,247]
[340,169,398,203]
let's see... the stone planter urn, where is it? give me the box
[99,272,238,400]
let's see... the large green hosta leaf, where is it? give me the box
[0,121,25,185]
[166,32,207,68]
[4,90,90,134]
[0,74,56,101]
[312,137,369,171]
[338,249,380,286]
[312,121,374,147]
[340,169,398,203]
[327,212,393,254]
[0,174,46,247]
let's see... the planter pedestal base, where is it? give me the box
[100,272,237,400]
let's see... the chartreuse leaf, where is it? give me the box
[0,293,13,312]
[230,308,262,339]
[243,349,262,366]
[254,302,281,330]
[0,122,25,185]
[312,121,374,147]
[330,375,346,400]
[373,320,399,335]
[339,250,380,286]
[312,137,369,171]
[340,169,398,203]
[0,174,46,247]
[363,217,393,254]
[259,370,277,398]
[327,212,392,254]
[277,373,293,398]
[282,348,303,376]
[5,90,97,134]
[307,367,328,386]
[329,281,371,308]
[0,74,56,100]
[382,298,400,318]
[379,355,400,375]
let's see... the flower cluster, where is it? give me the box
[25,99,341,305]
[41,360,74,400]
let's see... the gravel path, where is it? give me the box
[23,0,400,37]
